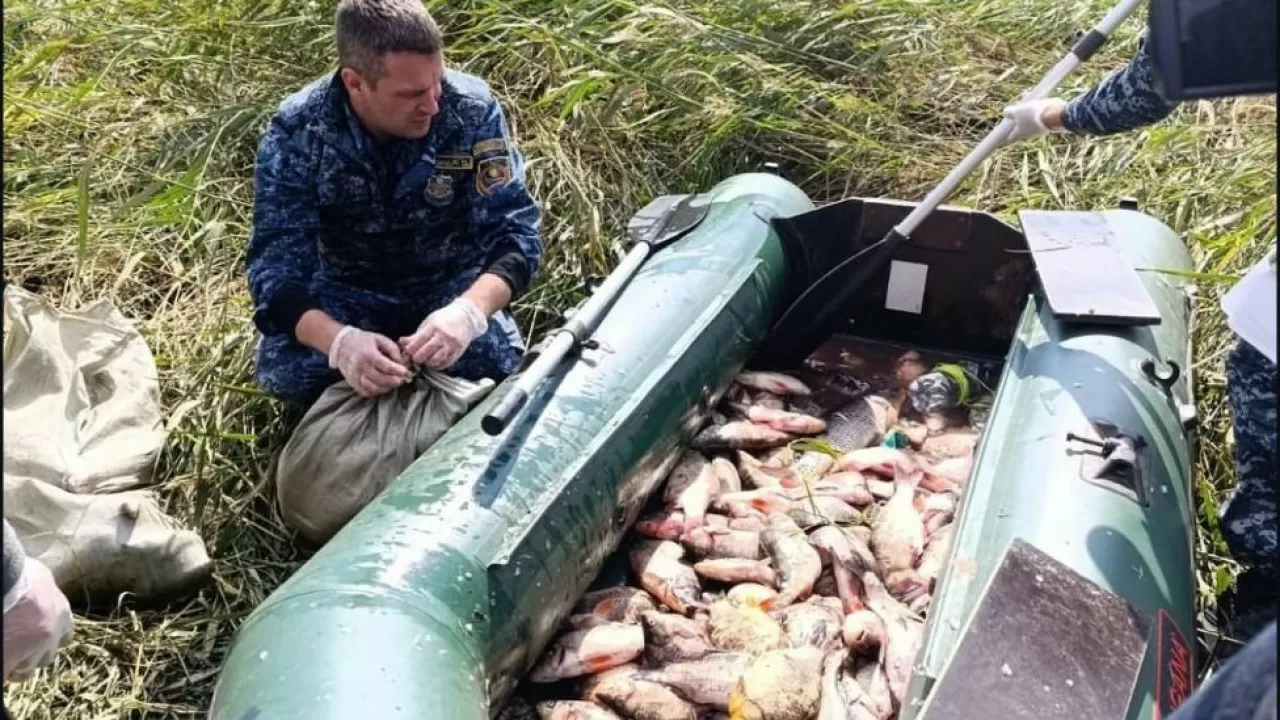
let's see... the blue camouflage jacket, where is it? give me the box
[246,69,543,406]
[1062,33,1180,135]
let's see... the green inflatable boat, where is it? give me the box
[209,172,1199,720]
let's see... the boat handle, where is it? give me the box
[1141,357,1180,393]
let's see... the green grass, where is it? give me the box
[3,0,1274,716]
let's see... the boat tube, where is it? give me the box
[208,173,814,720]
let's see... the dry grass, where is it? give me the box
[2,0,1274,716]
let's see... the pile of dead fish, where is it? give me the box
[512,369,982,720]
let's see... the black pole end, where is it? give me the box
[482,387,529,436]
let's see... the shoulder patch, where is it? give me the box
[476,156,513,197]
[437,155,474,171]
[473,138,508,157]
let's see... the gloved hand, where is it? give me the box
[1002,97,1068,143]
[400,297,489,371]
[329,325,412,398]
[3,556,73,681]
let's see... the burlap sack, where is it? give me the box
[3,285,166,494]
[2,285,212,602]
[2,475,212,602]
[275,371,494,545]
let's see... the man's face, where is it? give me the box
[342,51,445,141]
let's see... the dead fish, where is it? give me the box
[783,451,836,487]
[800,471,873,507]
[778,596,844,651]
[536,700,624,720]
[747,406,827,435]
[721,501,770,522]
[716,488,789,509]
[574,587,657,624]
[813,568,839,597]
[694,421,795,452]
[641,610,714,666]
[851,657,895,720]
[665,451,721,528]
[735,455,800,489]
[916,523,954,590]
[694,558,778,588]
[862,572,925,708]
[752,493,863,530]
[727,583,778,607]
[529,622,646,682]
[575,587,656,615]
[741,446,795,470]
[908,594,932,615]
[850,525,873,546]
[807,526,869,614]
[918,455,972,489]
[817,650,851,720]
[712,456,743,494]
[841,610,886,656]
[634,652,753,710]
[751,390,788,410]
[836,447,919,478]
[565,613,617,631]
[820,396,896,452]
[760,513,822,610]
[893,351,930,388]
[865,478,895,500]
[736,371,812,396]
[728,516,766,533]
[920,492,957,535]
[726,383,752,405]
[629,540,702,616]
[597,677,699,720]
[870,481,925,600]
[919,427,979,460]
[897,421,930,448]
[681,527,762,561]
[581,663,642,704]
[709,599,786,655]
[728,647,824,720]
[637,510,689,541]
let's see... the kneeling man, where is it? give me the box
[246,0,542,544]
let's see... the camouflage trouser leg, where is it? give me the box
[1221,338,1278,576]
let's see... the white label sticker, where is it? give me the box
[885,260,928,314]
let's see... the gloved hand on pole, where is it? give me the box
[1002,97,1068,142]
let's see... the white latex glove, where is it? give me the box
[3,557,74,681]
[1002,97,1068,143]
[400,297,488,370]
[328,325,412,398]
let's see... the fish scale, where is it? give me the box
[819,396,894,453]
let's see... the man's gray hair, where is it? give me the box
[335,0,443,83]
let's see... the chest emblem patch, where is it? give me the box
[424,173,455,206]
[476,156,513,197]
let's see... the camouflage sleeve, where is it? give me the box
[467,98,543,298]
[245,118,323,338]
[1061,34,1180,136]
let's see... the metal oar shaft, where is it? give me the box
[481,242,653,436]
[893,0,1145,238]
